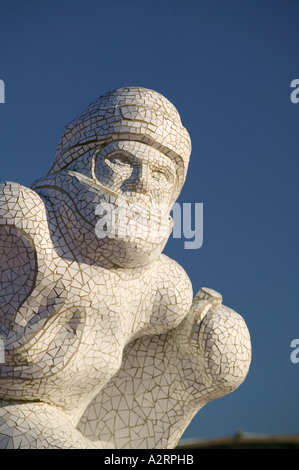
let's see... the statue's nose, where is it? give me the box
[126,164,151,194]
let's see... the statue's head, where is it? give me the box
[49,86,191,202]
[33,87,192,268]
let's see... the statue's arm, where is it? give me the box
[0,182,65,352]
[77,287,251,449]
[0,182,38,339]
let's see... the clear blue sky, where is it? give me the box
[0,0,298,441]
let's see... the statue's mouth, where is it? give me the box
[68,170,173,243]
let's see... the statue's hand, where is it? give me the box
[173,287,251,392]
[173,287,222,354]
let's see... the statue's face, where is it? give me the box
[49,139,178,268]
[93,141,177,210]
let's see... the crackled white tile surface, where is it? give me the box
[0,87,251,449]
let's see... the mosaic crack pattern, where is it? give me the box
[0,87,251,448]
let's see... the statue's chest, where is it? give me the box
[37,270,157,385]
[76,271,155,343]
[10,272,154,387]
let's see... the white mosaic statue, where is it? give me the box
[0,87,251,449]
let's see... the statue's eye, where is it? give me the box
[151,168,168,181]
[107,155,131,166]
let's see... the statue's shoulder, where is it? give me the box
[0,181,51,262]
[0,181,46,227]
[156,253,192,284]
[0,181,44,215]
[153,253,193,308]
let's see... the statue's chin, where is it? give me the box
[94,234,168,269]
[92,208,172,268]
